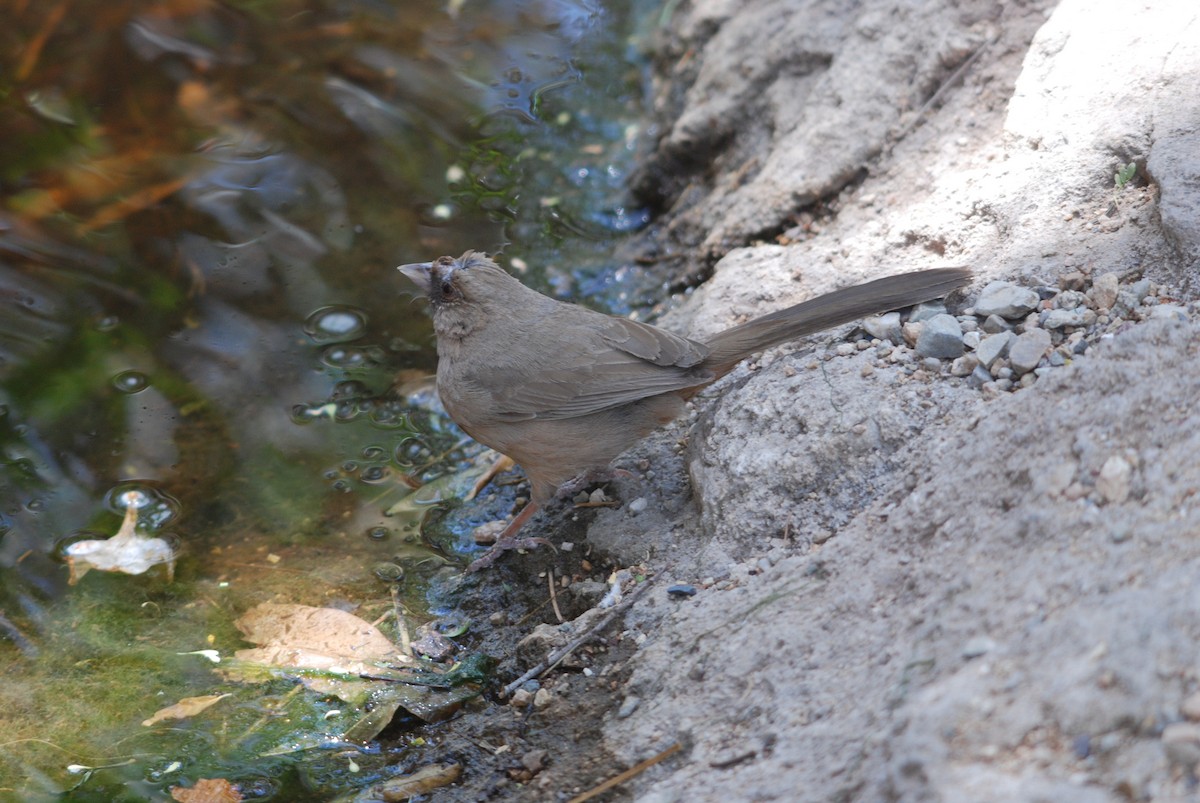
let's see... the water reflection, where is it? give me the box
[1,0,653,795]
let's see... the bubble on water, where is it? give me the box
[361,445,386,460]
[360,466,388,484]
[373,562,404,581]
[112,370,149,393]
[95,315,120,332]
[103,482,181,528]
[304,306,367,344]
[366,526,390,541]
[332,380,368,400]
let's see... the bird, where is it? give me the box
[399,251,970,570]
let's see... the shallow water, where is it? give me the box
[0,0,656,797]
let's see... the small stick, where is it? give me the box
[567,742,683,803]
[501,575,656,698]
[548,570,564,624]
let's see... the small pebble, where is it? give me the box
[1149,303,1188,322]
[667,584,698,598]
[975,331,1014,367]
[915,313,965,359]
[1009,328,1052,375]
[968,364,993,389]
[628,497,648,514]
[617,695,641,718]
[909,300,948,322]
[533,688,554,708]
[1182,692,1200,722]
[963,636,996,659]
[981,314,1011,334]
[862,311,903,343]
[974,282,1040,319]
[902,321,923,349]
[1043,308,1086,329]
[1162,722,1200,770]
[950,354,980,376]
[1096,455,1133,504]
[1088,273,1120,309]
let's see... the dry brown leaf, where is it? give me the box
[362,763,461,802]
[170,777,242,803]
[232,603,410,676]
[142,693,232,727]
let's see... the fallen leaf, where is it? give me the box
[226,603,414,687]
[170,777,242,802]
[65,501,176,584]
[143,693,232,726]
[355,763,461,802]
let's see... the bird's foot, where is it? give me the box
[466,535,554,573]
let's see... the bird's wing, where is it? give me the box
[475,313,713,422]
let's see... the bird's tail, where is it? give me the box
[701,267,972,377]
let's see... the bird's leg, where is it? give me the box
[465,501,554,573]
[465,453,516,501]
[465,467,634,572]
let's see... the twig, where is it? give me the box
[390,585,412,655]
[567,742,683,803]
[548,570,564,624]
[501,574,656,698]
[889,35,994,147]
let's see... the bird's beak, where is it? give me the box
[397,262,433,293]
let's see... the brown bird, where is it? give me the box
[400,252,969,570]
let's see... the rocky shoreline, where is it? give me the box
[496,0,1200,800]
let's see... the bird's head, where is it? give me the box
[398,251,507,305]
[398,251,524,341]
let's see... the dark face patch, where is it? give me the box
[429,259,465,305]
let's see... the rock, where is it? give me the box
[1162,722,1200,771]
[617,695,640,718]
[974,282,1041,319]
[915,313,964,359]
[1043,309,1087,329]
[902,321,923,349]
[950,354,980,376]
[981,314,1012,334]
[963,636,996,659]
[1182,692,1200,722]
[975,331,1015,368]
[1009,328,1052,375]
[533,687,554,708]
[1060,271,1087,291]
[968,364,993,389]
[962,330,981,350]
[629,497,648,514]
[1149,303,1189,322]
[909,300,948,323]
[1096,455,1133,504]
[1088,273,1120,309]
[862,311,903,343]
